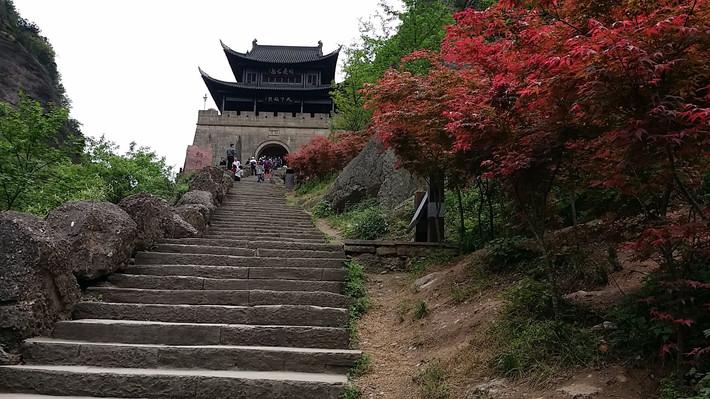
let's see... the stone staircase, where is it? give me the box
[0,180,360,398]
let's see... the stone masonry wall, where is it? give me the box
[344,239,458,272]
[191,109,330,167]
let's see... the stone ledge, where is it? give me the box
[344,240,458,272]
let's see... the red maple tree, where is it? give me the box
[366,0,709,363]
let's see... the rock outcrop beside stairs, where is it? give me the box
[47,201,137,281]
[0,212,80,351]
[325,136,421,211]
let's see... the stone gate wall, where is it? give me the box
[187,109,330,171]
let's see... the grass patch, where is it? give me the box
[328,199,388,240]
[491,277,600,380]
[291,174,336,210]
[414,300,429,320]
[414,361,450,399]
[344,260,370,346]
[341,384,362,399]
[409,251,456,279]
[450,256,495,303]
[295,174,336,196]
[349,353,372,378]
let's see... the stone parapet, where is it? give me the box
[344,240,458,272]
[197,109,330,129]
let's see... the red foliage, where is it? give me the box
[365,0,710,364]
[286,131,368,181]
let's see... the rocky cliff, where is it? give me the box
[0,0,64,106]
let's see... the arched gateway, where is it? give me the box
[183,39,338,172]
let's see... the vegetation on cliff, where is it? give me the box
[0,0,65,105]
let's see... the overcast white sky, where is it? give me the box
[12,0,388,169]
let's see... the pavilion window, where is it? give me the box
[307,73,319,86]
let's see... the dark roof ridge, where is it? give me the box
[220,39,340,64]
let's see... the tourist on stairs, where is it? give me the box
[226,143,236,171]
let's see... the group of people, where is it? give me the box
[218,143,285,183]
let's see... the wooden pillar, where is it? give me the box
[427,174,445,242]
[300,98,304,114]
[253,98,257,113]
[414,191,428,242]
[221,96,225,113]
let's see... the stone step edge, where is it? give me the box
[160,238,342,248]
[86,287,346,297]
[0,365,347,384]
[153,244,344,256]
[25,338,361,355]
[134,252,346,263]
[57,318,347,329]
[75,301,347,312]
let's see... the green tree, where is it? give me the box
[0,95,70,210]
[85,137,178,204]
[332,0,454,131]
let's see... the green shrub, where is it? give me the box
[414,300,429,320]
[414,362,450,399]
[485,236,539,273]
[341,384,362,399]
[312,200,335,218]
[349,353,371,378]
[328,200,389,240]
[345,205,388,240]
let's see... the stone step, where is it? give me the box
[134,252,344,268]
[208,221,314,229]
[73,302,348,327]
[85,287,349,308]
[0,365,345,398]
[214,208,309,216]
[207,227,320,235]
[210,219,313,228]
[257,248,345,259]
[52,319,349,348]
[23,338,361,374]
[160,238,342,251]
[0,395,128,399]
[205,232,325,241]
[107,274,343,293]
[122,265,346,281]
[211,216,313,224]
[153,243,257,256]
[218,204,298,210]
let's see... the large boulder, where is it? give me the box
[189,172,223,205]
[0,212,80,351]
[325,136,422,211]
[204,166,233,192]
[167,213,200,238]
[176,190,216,219]
[189,167,232,205]
[118,193,173,250]
[47,201,137,282]
[174,204,208,235]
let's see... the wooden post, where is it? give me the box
[427,174,445,242]
[253,98,257,113]
[414,191,428,242]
